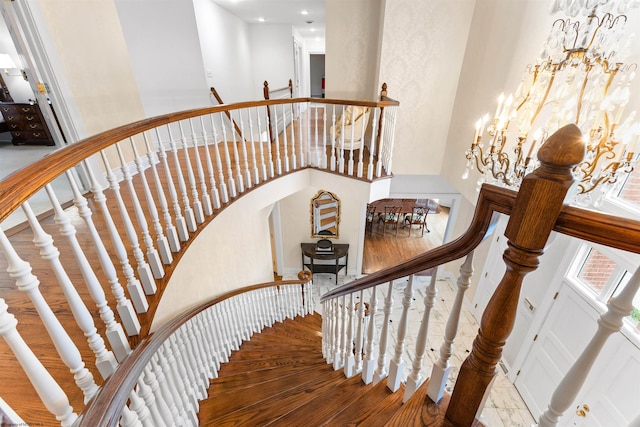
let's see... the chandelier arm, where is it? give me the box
[575,64,593,124]
[529,66,558,128]
[515,65,541,112]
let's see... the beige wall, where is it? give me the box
[376,0,475,175]
[325,0,383,99]
[37,0,145,138]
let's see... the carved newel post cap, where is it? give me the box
[537,124,586,169]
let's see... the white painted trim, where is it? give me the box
[3,0,85,143]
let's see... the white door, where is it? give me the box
[515,278,640,425]
[514,284,599,418]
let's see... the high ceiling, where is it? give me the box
[210,0,325,43]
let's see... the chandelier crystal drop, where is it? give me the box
[463,1,640,207]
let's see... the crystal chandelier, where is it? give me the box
[462,0,640,206]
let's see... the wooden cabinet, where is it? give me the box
[0,102,55,146]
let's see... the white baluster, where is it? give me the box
[177,121,205,224]
[322,300,330,360]
[161,343,197,426]
[387,275,414,392]
[539,265,640,427]
[236,111,252,189]
[321,105,327,169]
[281,105,290,172]
[305,102,312,167]
[129,388,154,427]
[218,114,237,198]
[428,255,473,402]
[368,109,379,181]
[208,307,229,363]
[140,366,172,427]
[273,105,282,175]
[248,108,262,184]
[314,105,320,168]
[258,108,274,178]
[338,106,346,174]
[101,151,157,295]
[198,116,222,209]
[373,281,394,384]
[228,110,245,193]
[347,106,356,176]
[343,293,356,377]
[209,114,229,203]
[83,160,149,313]
[43,185,132,362]
[187,118,213,216]
[65,171,141,336]
[0,230,99,402]
[150,356,182,423]
[142,132,180,252]
[153,127,188,243]
[406,267,440,402]
[0,298,78,427]
[119,404,143,427]
[357,107,366,178]
[181,324,207,399]
[332,298,343,370]
[330,105,337,171]
[130,136,173,265]
[297,103,305,167]
[362,286,379,384]
[168,336,199,420]
[336,295,347,370]
[22,199,119,377]
[290,103,297,169]
[376,109,386,178]
[354,290,366,374]
[114,143,165,279]
[166,124,197,232]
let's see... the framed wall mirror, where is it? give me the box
[311,190,340,238]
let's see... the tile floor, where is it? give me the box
[0,142,73,230]
[308,272,536,427]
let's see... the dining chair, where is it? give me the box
[407,206,429,237]
[382,206,401,236]
[365,204,376,236]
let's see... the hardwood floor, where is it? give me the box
[362,206,450,274]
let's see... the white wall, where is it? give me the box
[193,0,254,104]
[278,170,374,278]
[0,18,34,103]
[36,0,146,137]
[115,0,210,117]
[249,24,295,100]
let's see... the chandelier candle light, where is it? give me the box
[463,1,640,206]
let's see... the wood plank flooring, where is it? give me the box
[362,206,449,274]
[0,107,388,425]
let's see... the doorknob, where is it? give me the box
[576,404,590,417]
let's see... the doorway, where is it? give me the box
[310,54,325,98]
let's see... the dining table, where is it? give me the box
[368,198,441,231]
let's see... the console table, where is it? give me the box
[301,242,349,285]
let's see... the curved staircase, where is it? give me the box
[198,312,446,427]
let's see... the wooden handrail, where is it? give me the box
[209,86,246,142]
[0,97,398,223]
[321,184,515,303]
[75,271,312,427]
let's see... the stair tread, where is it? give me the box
[200,369,347,427]
[214,354,326,376]
[207,362,326,397]
[263,373,369,426]
[385,380,432,427]
[323,378,404,427]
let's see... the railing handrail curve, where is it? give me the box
[0,96,398,223]
[75,270,312,427]
[321,184,516,303]
[321,184,640,303]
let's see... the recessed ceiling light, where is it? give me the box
[310,28,316,32]
[258,17,266,22]
[300,10,309,15]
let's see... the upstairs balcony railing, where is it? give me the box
[0,87,398,426]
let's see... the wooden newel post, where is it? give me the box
[445,124,585,426]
